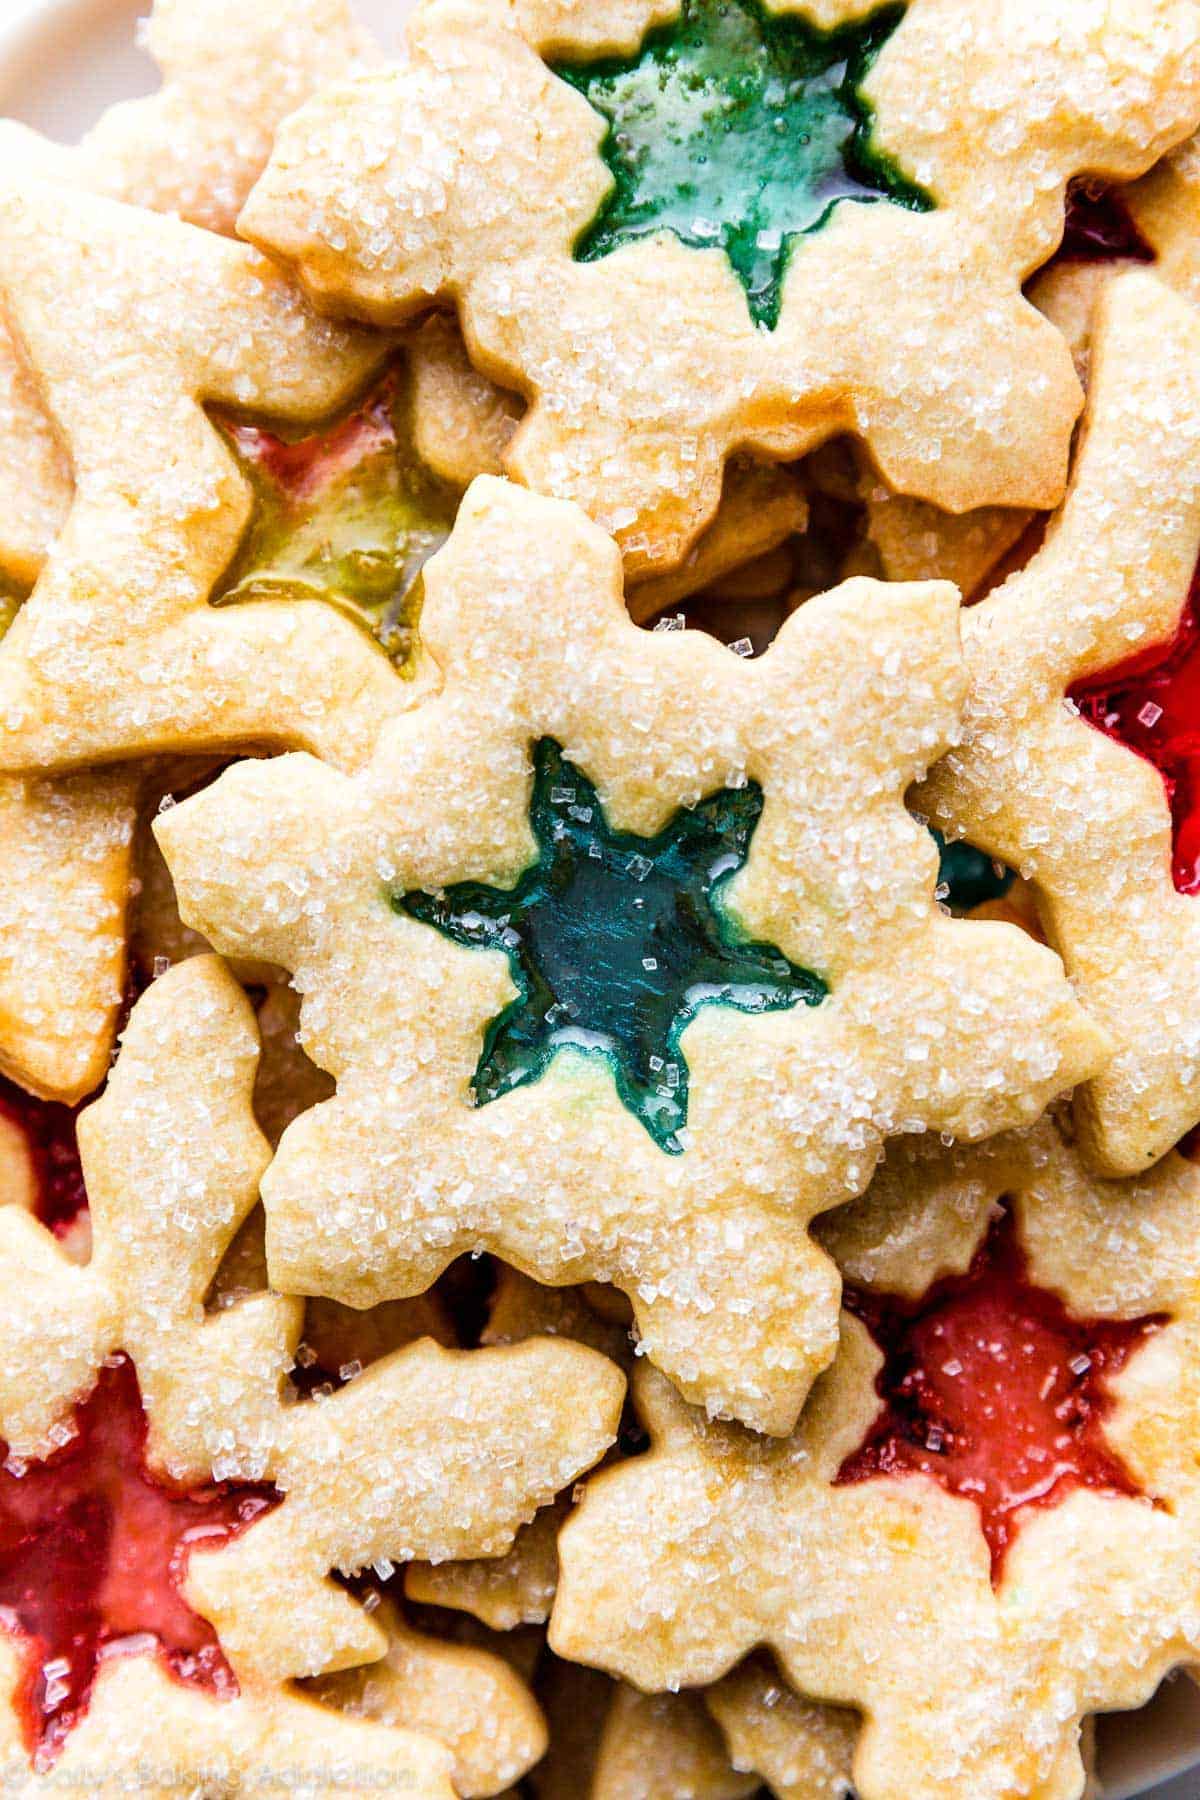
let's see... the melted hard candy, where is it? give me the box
[400,738,825,1150]
[1071,562,1200,894]
[558,0,929,328]
[838,1208,1161,1579]
[0,1359,275,1763]
[212,366,458,664]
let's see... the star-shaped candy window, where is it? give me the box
[550,1122,1200,1800]
[0,1356,275,1765]
[1071,559,1200,896]
[402,738,825,1151]
[213,366,459,667]
[556,0,929,329]
[838,1207,1162,1578]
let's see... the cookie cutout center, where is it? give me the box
[400,738,825,1151]
[211,366,459,666]
[838,1208,1162,1580]
[556,0,929,329]
[1070,558,1200,895]
[0,1358,276,1764]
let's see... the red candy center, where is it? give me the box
[0,1359,275,1763]
[0,1080,86,1235]
[217,373,400,504]
[837,1209,1161,1580]
[1070,562,1200,894]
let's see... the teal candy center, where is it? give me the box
[555,0,930,329]
[398,739,826,1152]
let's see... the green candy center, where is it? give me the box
[399,738,826,1151]
[211,368,459,666]
[556,0,928,328]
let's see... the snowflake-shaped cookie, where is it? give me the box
[0,0,375,589]
[158,475,1104,1433]
[919,267,1200,1173]
[0,955,623,1747]
[0,180,399,775]
[551,1112,1200,1800]
[240,0,1200,575]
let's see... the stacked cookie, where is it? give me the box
[1,0,1200,1794]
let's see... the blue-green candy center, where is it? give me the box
[555,0,930,328]
[398,739,826,1151]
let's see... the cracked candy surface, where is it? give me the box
[551,1118,1200,1800]
[919,268,1200,1174]
[0,181,400,775]
[241,0,1200,575]
[158,475,1104,1433]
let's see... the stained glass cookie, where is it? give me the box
[157,473,1104,1434]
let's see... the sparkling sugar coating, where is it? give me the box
[157,477,1105,1435]
[313,1596,548,1796]
[0,771,136,1105]
[0,958,623,1737]
[919,269,1200,1174]
[0,0,377,1111]
[707,1654,859,1800]
[0,0,377,596]
[404,1268,635,1630]
[0,957,297,1471]
[0,1638,458,1798]
[240,0,1200,575]
[556,0,927,330]
[552,1120,1200,1800]
[0,182,399,777]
